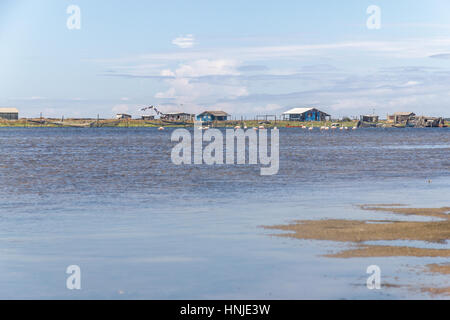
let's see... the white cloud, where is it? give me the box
[9,96,47,101]
[96,36,450,117]
[154,59,247,113]
[173,59,240,77]
[172,34,195,49]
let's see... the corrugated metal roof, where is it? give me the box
[165,112,193,115]
[0,108,19,113]
[393,112,415,116]
[282,107,314,115]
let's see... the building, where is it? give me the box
[116,113,132,119]
[0,108,19,120]
[161,112,195,121]
[388,112,416,123]
[360,115,379,123]
[141,115,155,120]
[282,107,331,121]
[414,116,445,128]
[196,111,229,122]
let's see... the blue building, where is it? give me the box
[196,111,229,122]
[282,107,331,121]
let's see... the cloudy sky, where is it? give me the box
[1,0,450,118]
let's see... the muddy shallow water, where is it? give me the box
[0,127,449,299]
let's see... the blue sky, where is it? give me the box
[1,0,450,118]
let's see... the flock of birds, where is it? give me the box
[158,125,358,131]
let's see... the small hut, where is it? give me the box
[0,108,19,120]
[196,111,229,122]
[414,116,445,127]
[116,113,132,119]
[360,115,379,123]
[161,112,195,121]
[388,112,415,124]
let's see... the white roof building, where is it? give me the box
[282,107,331,121]
[0,108,19,113]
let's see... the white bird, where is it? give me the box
[273,126,278,130]
[259,126,265,129]
[234,126,241,129]
[309,126,313,130]
[158,127,165,131]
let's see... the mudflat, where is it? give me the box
[264,205,450,296]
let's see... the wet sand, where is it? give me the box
[426,263,450,275]
[264,205,450,297]
[421,263,450,296]
[264,206,450,257]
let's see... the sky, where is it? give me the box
[1,0,450,118]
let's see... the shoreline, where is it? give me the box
[1,118,449,128]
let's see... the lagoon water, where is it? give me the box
[0,127,449,299]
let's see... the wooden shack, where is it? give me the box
[196,111,229,122]
[161,112,195,121]
[388,112,416,124]
[414,116,445,127]
[360,115,379,123]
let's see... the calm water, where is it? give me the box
[0,127,449,299]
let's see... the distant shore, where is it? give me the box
[1,118,449,128]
